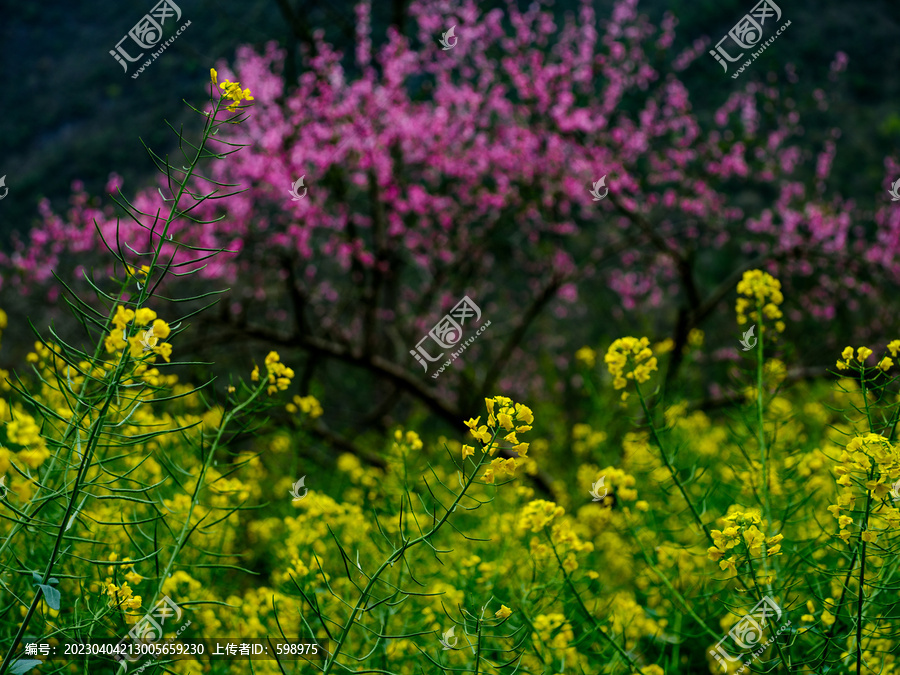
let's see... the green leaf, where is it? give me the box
[39,584,61,610]
[10,659,42,674]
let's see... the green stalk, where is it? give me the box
[472,608,484,675]
[854,487,874,675]
[544,531,641,674]
[814,547,858,669]
[622,512,720,642]
[741,536,790,670]
[136,379,267,613]
[633,380,713,546]
[753,305,776,598]
[321,429,500,674]
[854,362,876,675]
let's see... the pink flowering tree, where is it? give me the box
[3,0,898,434]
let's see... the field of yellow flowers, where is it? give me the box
[4,72,900,675]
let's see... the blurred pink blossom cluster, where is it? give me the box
[2,0,898,380]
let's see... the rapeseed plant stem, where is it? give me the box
[544,531,642,673]
[633,380,713,546]
[754,303,775,599]
[855,489,873,675]
[741,536,790,669]
[815,547,858,669]
[851,364,874,675]
[622,512,720,642]
[473,606,484,675]
[128,378,268,654]
[111,103,241,666]
[322,423,504,673]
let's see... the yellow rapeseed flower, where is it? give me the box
[640,667,665,675]
[495,605,513,620]
[219,78,254,112]
[286,394,323,418]
[518,500,565,532]
[829,433,900,546]
[112,306,135,330]
[687,328,704,348]
[469,397,536,469]
[133,307,157,326]
[256,351,295,395]
[575,346,596,368]
[836,345,881,371]
[707,509,782,567]
[126,264,150,281]
[604,337,657,390]
[735,269,784,332]
[150,318,171,339]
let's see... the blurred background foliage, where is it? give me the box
[1,0,899,245]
